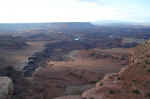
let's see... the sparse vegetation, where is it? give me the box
[146,93,150,99]
[109,90,115,94]
[137,62,141,64]
[132,80,137,83]
[95,80,100,83]
[117,77,121,80]
[145,60,150,64]
[146,54,150,57]
[144,65,147,68]
[132,89,140,94]
[147,69,150,73]
[100,83,103,86]
[90,97,94,99]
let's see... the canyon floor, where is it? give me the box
[27,47,130,99]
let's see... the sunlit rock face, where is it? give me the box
[0,77,13,99]
[81,41,150,99]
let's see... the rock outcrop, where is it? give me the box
[55,41,150,99]
[81,41,150,99]
[0,77,13,99]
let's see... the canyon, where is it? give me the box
[0,22,150,99]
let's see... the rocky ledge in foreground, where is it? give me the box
[55,41,150,99]
[0,77,13,99]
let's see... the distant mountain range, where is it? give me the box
[92,20,150,27]
[0,21,150,36]
[0,22,95,33]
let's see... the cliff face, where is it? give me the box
[55,41,150,99]
[81,41,150,99]
[0,77,13,99]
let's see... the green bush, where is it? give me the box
[132,80,137,83]
[95,80,100,83]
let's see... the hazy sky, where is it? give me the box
[0,0,149,23]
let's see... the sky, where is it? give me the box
[0,0,149,23]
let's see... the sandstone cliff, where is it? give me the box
[81,41,150,99]
[55,41,150,99]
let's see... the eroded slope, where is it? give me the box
[80,41,150,99]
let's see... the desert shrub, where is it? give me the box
[132,89,140,94]
[137,62,141,64]
[132,80,137,83]
[146,93,150,99]
[93,80,100,83]
[145,60,150,64]
[144,65,147,68]
[146,54,150,57]
[117,77,121,80]
[147,69,150,73]
[100,83,103,86]
[90,97,94,99]
[109,90,115,94]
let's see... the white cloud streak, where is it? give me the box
[0,0,149,23]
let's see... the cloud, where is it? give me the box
[0,0,149,23]
[76,0,104,5]
[78,0,100,2]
